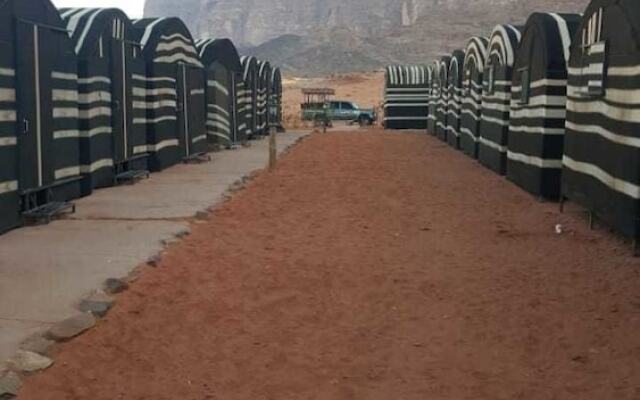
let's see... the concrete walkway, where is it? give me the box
[0,132,309,362]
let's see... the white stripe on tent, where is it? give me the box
[133,100,177,110]
[75,9,106,54]
[78,107,111,119]
[78,91,111,104]
[0,88,15,102]
[80,158,114,173]
[154,54,202,66]
[566,97,640,122]
[132,75,176,83]
[0,68,15,77]
[0,137,17,146]
[565,121,640,148]
[139,18,167,47]
[192,134,206,143]
[548,13,572,63]
[51,72,78,81]
[133,139,179,154]
[0,180,18,195]
[53,107,79,119]
[52,89,79,102]
[509,125,565,135]
[53,130,80,139]
[207,121,231,134]
[480,115,510,126]
[208,103,229,116]
[563,155,640,199]
[133,115,177,124]
[508,150,562,168]
[55,166,81,180]
[479,137,507,152]
[78,76,111,85]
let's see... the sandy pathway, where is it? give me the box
[20,130,640,399]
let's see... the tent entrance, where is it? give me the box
[178,63,209,163]
[15,19,78,218]
[111,39,150,183]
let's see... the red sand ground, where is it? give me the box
[20,130,640,399]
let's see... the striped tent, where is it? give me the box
[270,67,284,132]
[478,24,523,175]
[446,50,465,149]
[507,13,581,199]
[427,61,440,135]
[383,65,430,130]
[460,36,489,158]
[0,0,86,234]
[257,60,272,135]
[196,38,243,148]
[239,56,258,138]
[61,8,148,189]
[436,56,451,141]
[562,0,640,241]
[132,17,207,171]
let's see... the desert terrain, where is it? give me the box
[15,76,640,399]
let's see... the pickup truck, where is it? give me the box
[302,101,376,126]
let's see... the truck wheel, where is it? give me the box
[358,116,372,127]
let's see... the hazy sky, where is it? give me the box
[51,0,145,18]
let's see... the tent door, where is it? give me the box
[16,21,47,191]
[110,38,126,163]
[177,63,190,157]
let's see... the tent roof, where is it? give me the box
[196,38,242,72]
[60,8,134,57]
[518,13,581,70]
[487,24,523,67]
[132,17,202,67]
[463,36,490,74]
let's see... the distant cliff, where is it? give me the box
[143,0,590,76]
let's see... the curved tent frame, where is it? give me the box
[384,65,430,129]
[239,56,258,138]
[460,36,489,158]
[446,50,466,149]
[562,0,640,241]
[257,60,272,135]
[507,12,581,199]
[427,61,440,135]
[61,7,149,189]
[478,24,523,175]
[436,56,451,141]
[196,38,243,147]
[0,0,86,234]
[269,67,284,131]
[132,17,207,171]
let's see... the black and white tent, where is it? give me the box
[270,67,284,131]
[196,38,243,148]
[460,36,489,158]
[0,0,86,234]
[257,60,272,135]
[383,65,430,130]
[436,56,451,141]
[61,8,149,189]
[132,17,207,171]
[427,61,440,135]
[478,24,523,174]
[239,56,258,138]
[446,50,465,149]
[507,12,581,199]
[562,0,640,240]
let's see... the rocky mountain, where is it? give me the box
[143,0,590,76]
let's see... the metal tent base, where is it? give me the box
[115,170,150,185]
[183,152,211,164]
[23,201,76,224]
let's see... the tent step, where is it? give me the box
[23,201,76,224]
[116,169,150,185]
[183,152,211,164]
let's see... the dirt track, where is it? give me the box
[21,130,640,399]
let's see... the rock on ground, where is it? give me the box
[47,313,96,342]
[8,351,53,373]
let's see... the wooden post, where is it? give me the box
[269,126,277,170]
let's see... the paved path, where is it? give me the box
[0,132,308,362]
